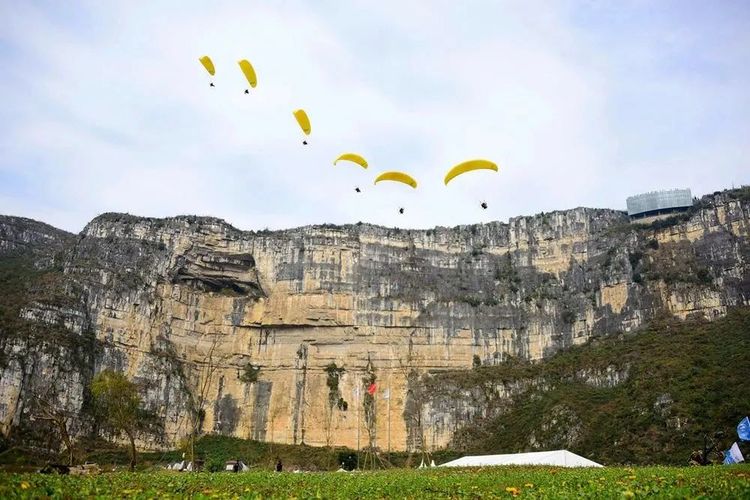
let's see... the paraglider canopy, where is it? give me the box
[293,109,311,135]
[374,171,418,189]
[238,59,257,88]
[199,56,215,76]
[334,153,368,169]
[444,159,498,185]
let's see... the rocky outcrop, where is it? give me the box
[0,215,73,267]
[1,189,749,452]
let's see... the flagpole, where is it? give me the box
[387,374,391,457]
[373,391,377,453]
[356,385,360,469]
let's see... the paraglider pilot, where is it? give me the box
[292,110,310,146]
[355,187,361,193]
[398,207,405,215]
[481,202,488,210]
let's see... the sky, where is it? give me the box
[1,0,749,233]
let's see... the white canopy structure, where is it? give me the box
[225,460,250,472]
[440,450,602,468]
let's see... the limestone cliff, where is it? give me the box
[0,189,748,453]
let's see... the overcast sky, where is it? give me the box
[1,1,749,233]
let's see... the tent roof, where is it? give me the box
[440,450,602,468]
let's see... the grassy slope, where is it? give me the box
[88,435,356,472]
[0,254,41,340]
[78,434,460,472]
[444,308,750,465]
[0,252,74,345]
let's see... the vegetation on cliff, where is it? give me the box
[434,307,750,465]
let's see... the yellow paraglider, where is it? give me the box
[199,56,216,87]
[444,159,498,185]
[374,171,418,189]
[293,109,311,144]
[199,56,215,76]
[238,59,257,91]
[334,153,368,169]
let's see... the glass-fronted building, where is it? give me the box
[626,189,693,219]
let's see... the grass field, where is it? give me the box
[1,465,749,499]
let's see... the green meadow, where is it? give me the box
[1,465,749,499]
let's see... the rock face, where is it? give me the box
[1,190,749,452]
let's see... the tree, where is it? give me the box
[187,333,228,468]
[29,391,76,465]
[397,343,431,467]
[323,362,347,448]
[91,370,152,471]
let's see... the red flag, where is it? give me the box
[367,383,377,396]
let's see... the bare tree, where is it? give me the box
[187,332,228,468]
[395,338,431,466]
[28,391,76,465]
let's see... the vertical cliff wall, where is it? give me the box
[1,190,748,451]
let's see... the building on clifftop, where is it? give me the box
[626,188,693,222]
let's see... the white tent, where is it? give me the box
[224,460,250,472]
[440,450,602,468]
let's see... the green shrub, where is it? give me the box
[562,309,577,324]
[239,363,261,383]
[206,455,225,472]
